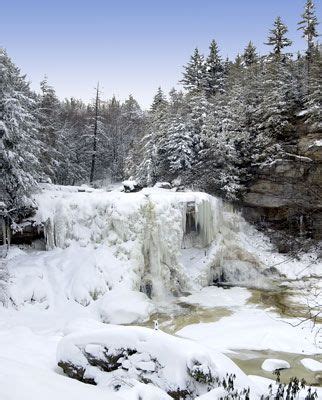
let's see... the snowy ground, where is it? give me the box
[1,184,322,399]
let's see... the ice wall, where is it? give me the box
[33,185,262,300]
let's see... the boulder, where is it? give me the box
[57,325,254,399]
[261,359,290,372]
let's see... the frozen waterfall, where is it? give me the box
[32,185,264,301]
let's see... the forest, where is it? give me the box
[0,0,320,222]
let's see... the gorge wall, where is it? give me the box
[242,124,322,243]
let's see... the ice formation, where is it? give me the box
[31,184,266,303]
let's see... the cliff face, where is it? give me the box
[242,129,322,240]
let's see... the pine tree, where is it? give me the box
[258,58,295,139]
[58,98,89,184]
[38,77,63,182]
[136,89,168,185]
[161,116,195,177]
[265,17,292,59]
[150,87,168,113]
[181,48,206,92]
[298,0,319,63]
[303,45,322,130]
[204,40,225,97]
[242,41,259,67]
[0,48,41,212]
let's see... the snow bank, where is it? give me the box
[177,308,322,355]
[261,358,290,372]
[301,358,322,372]
[179,286,251,308]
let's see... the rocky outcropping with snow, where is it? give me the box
[243,128,322,240]
[57,324,260,399]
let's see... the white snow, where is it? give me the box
[177,308,322,354]
[179,286,251,308]
[300,358,322,372]
[261,358,290,372]
[98,289,154,324]
[1,184,322,399]
[56,324,262,398]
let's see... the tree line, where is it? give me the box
[0,0,320,220]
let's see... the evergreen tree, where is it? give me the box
[38,77,63,182]
[242,41,259,66]
[265,16,292,58]
[303,45,322,130]
[58,98,89,184]
[0,48,41,211]
[136,89,168,185]
[150,87,168,113]
[161,116,195,177]
[204,40,225,97]
[298,0,319,62]
[258,58,296,139]
[181,48,206,92]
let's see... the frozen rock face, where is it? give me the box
[30,185,267,302]
[57,324,259,399]
[243,128,322,240]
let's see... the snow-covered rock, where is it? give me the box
[300,358,322,372]
[98,289,154,324]
[57,324,261,399]
[261,359,290,372]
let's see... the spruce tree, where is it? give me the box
[181,48,206,92]
[204,40,225,97]
[265,16,292,59]
[38,77,63,182]
[303,45,322,130]
[242,41,259,66]
[161,116,195,177]
[298,0,319,63]
[0,48,41,212]
[136,89,168,185]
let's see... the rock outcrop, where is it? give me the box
[242,128,322,240]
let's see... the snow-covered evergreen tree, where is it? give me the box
[265,16,292,59]
[298,0,319,62]
[204,40,225,97]
[181,48,206,92]
[303,45,322,130]
[242,41,259,67]
[0,48,41,212]
[160,116,195,177]
[38,77,63,183]
[135,88,168,185]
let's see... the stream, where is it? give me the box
[142,284,322,386]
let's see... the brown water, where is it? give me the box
[143,304,232,334]
[140,284,322,385]
[229,349,322,386]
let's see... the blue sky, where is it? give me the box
[1,0,320,108]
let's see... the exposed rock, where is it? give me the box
[242,128,322,240]
[56,325,230,399]
[122,180,142,193]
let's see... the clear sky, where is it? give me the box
[1,0,320,109]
